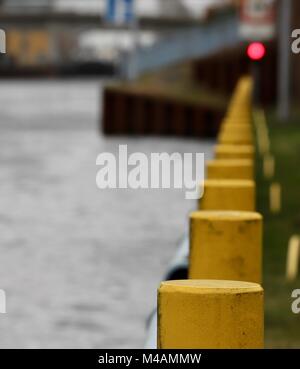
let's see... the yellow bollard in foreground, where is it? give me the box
[189,211,262,283]
[200,180,256,211]
[214,144,255,160]
[158,280,264,349]
[207,159,254,180]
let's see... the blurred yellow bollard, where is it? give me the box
[207,159,254,180]
[189,211,262,283]
[223,117,252,126]
[220,124,253,135]
[263,154,275,179]
[158,280,264,349]
[286,235,300,282]
[253,109,270,156]
[219,125,253,138]
[200,180,256,211]
[214,144,255,160]
[270,182,281,214]
[218,132,253,145]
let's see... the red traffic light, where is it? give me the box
[247,42,266,61]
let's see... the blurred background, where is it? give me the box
[0,0,299,348]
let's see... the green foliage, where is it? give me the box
[258,113,300,348]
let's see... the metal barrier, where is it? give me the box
[144,235,189,349]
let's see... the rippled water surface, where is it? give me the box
[0,80,213,348]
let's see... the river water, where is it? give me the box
[0,79,213,348]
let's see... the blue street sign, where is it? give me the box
[124,0,134,23]
[106,0,116,23]
[106,0,135,24]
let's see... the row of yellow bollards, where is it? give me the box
[157,76,265,349]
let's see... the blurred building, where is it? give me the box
[0,0,219,74]
[0,0,299,106]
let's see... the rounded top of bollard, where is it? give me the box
[159,280,263,295]
[204,179,255,188]
[190,211,262,221]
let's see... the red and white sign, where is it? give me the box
[239,0,276,41]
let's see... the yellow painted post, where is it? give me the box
[214,144,255,160]
[263,154,275,179]
[207,159,254,180]
[189,211,262,283]
[226,108,251,117]
[218,133,253,145]
[223,118,252,127]
[158,280,264,349]
[227,103,251,113]
[286,235,300,282]
[200,180,256,211]
[256,126,270,156]
[227,105,251,114]
[225,109,251,116]
[253,109,270,156]
[270,183,281,214]
[220,124,253,136]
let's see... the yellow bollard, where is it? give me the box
[219,127,253,139]
[220,124,253,135]
[218,132,253,145]
[263,154,275,179]
[286,235,300,282]
[256,125,270,156]
[207,159,254,180]
[158,280,264,349]
[225,116,252,125]
[223,118,252,126]
[189,211,262,283]
[226,106,251,112]
[227,104,251,111]
[270,182,281,214]
[253,109,270,156]
[200,180,256,211]
[214,144,255,160]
